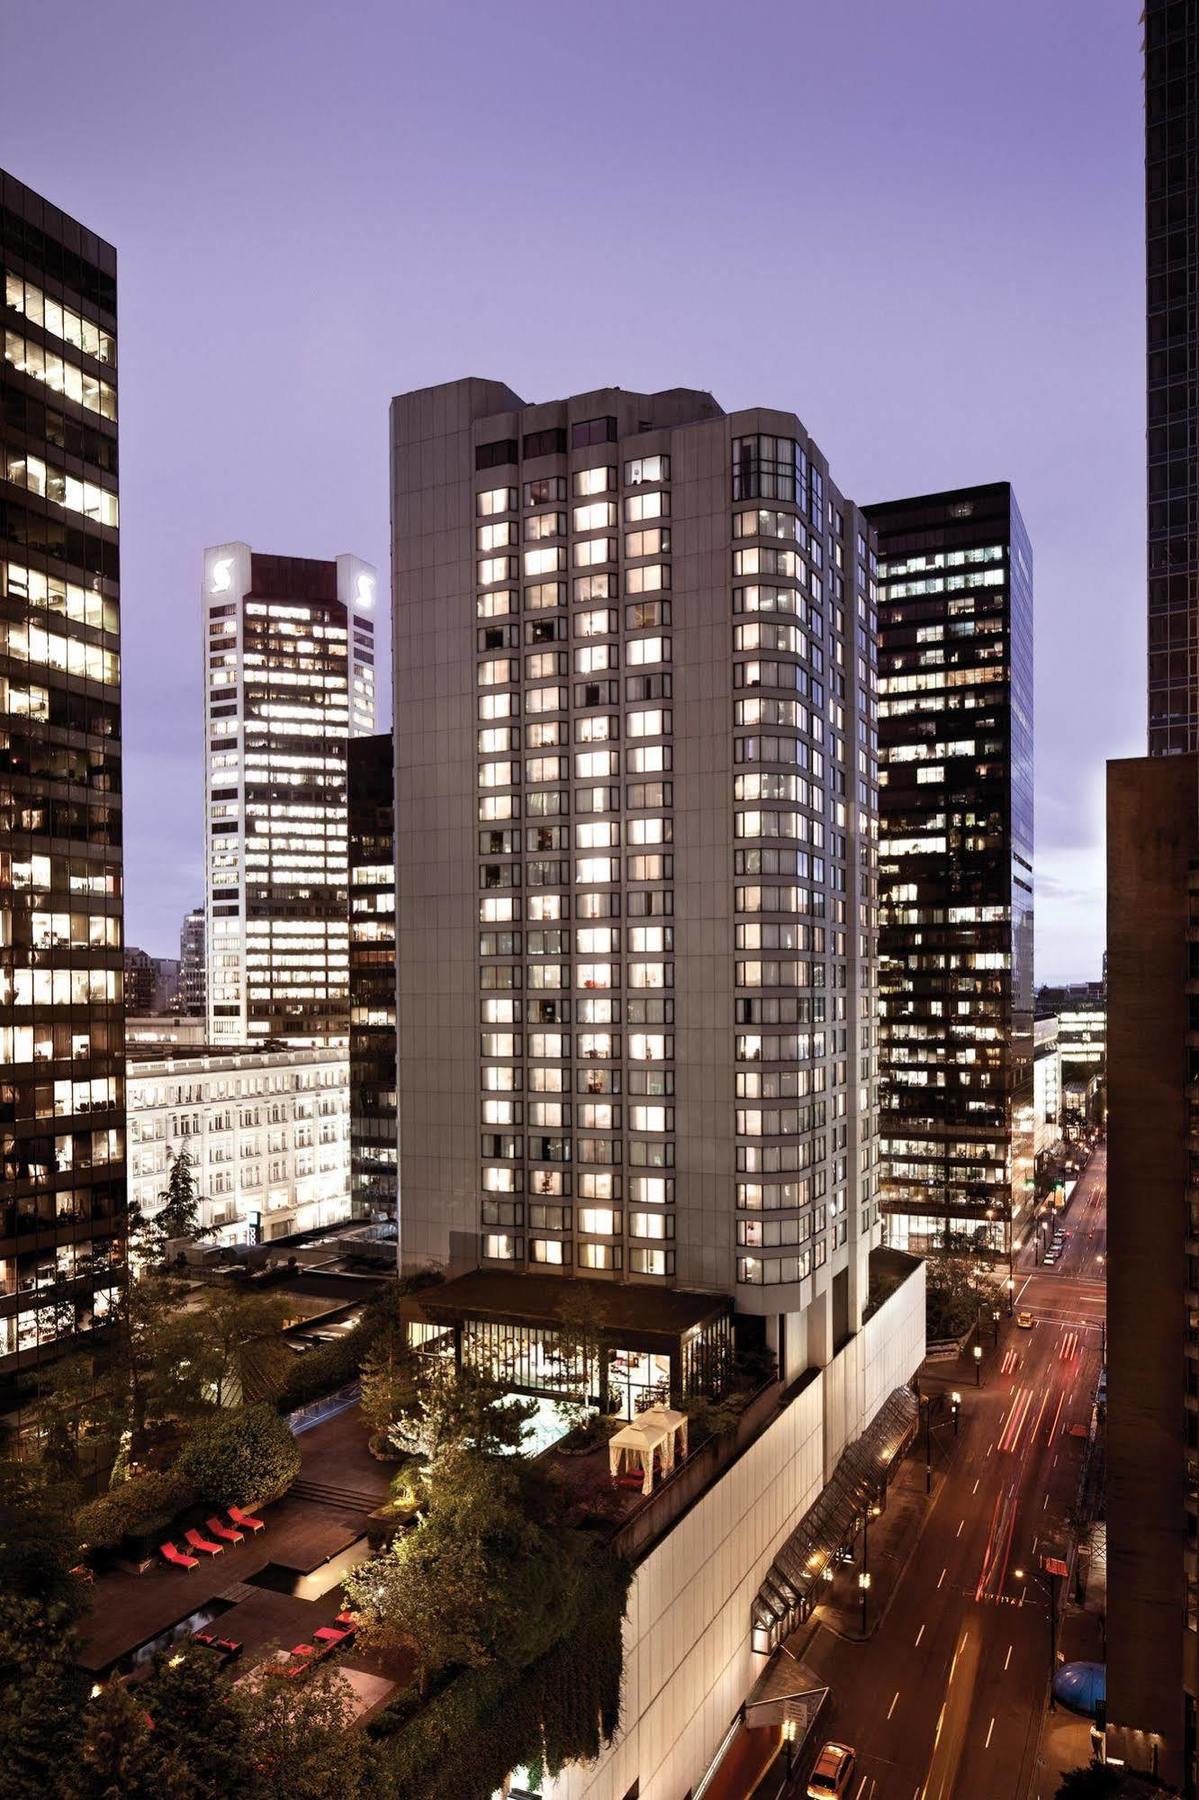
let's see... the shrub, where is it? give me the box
[275,1328,365,1415]
[176,1404,300,1509]
[76,1469,194,1552]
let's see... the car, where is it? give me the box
[1043,1252,1057,1265]
[1016,1309,1034,1329]
[807,1741,857,1797]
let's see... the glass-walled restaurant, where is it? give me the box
[402,1270,735,1421]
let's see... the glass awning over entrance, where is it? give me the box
[751,1386,918,1653]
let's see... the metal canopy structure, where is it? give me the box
[751,1386,918,1653]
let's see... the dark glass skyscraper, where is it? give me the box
[1147,0,1199,754]
[866,484,1034,1266]
[0,171,124,1376]
[348,731,396,1223]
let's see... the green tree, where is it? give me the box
[346,1450,576,1679]
[1056,1765,1158,1798]
[236,1664,368,1799]
[549,1287,613,1430]
[359,1323,418,1454]
[156,1146,212,1245]
[924,1230,1001,1340]
[0,1594,89,1799]
[0,1461,89,1798]
[26,1351,124,1487]
[386,1360,535,1467]
[176,1403,300,1508]
[77,1646,255,1800]
[194,1289,294,1406]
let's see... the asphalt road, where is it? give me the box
[799,1146,1107,1800]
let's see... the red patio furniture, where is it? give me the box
[313,1625,349,1647]
[228,1504,264,1533]
[160,1542,198,1571]
[206,1515,243,1544]
[184,1528,223,1557]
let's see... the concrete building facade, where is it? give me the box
[202,543,376,1048]
[1106,752,1197,1789]
[127,1041,351,1246]
[391,378,882,1379]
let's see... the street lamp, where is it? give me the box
[859,1569,871,1634]
[951,1390,961,1437]
[973,1342,983,1387]
[992,1306,1001,1345]
[1006,1276,1015,1317]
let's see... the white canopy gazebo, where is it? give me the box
[608,1418,669,1496]
[638,1405,689,1469]
[608,1406,690,1496]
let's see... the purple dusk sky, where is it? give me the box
[4,0,1142,983]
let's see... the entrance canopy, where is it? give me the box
[752,1386,918,1654]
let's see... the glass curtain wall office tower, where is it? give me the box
[0,171,124,1374]
[392,379,881,1371]
[202,544,376,1048]
[866,484,1034,1263]
[348,731,397,1223]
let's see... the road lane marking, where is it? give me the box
[956,1519,964,1537]
[888,1690,900,1720]
[986,1440,994,1457]
[972,1478,980,1494]
[985,1716,995,1748]
[1004,1644,1013,1670]
[916,1623,926,1646]
[938,1566,947,1589]
[935,1702,946,1744]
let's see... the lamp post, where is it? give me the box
[992,1306,1001,1346]
[924,1396,933,1493]
[859,1569,871,1635]
[973,1342,983,1387]
[782,1717,797,1780]
[1006,1276,1015,1318]
[951,1390,961,1437]
[1014,1561,1065,1711]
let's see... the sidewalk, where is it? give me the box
[1033,1521,1108,1795]
[812,1447,942,1641]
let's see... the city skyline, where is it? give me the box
[0,0,1141,984]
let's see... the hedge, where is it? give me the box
[177,1404,300,1509]
[275,1325,367,1415]
[76,1469,195,1552]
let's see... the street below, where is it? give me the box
[796,1146,1107,1800]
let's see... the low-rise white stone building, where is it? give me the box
[126,1041,351,1245]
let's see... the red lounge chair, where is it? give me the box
[184,1528,223,1557]
[160,1542,198,1570]
[206,1515,243,1544]
[228,1504,264,1533]
[314,1625,349,1646]
[335,1610,357,1629]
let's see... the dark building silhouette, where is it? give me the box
[1,170,124,1374]
[348,732,396,1223]
[866,484,1034,1269]
[1147,0,1199,754]
[1105,3,1199,1785]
